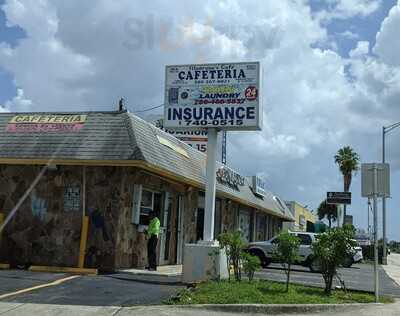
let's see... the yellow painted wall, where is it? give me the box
[283,201,317,232]
[294,202,316,231]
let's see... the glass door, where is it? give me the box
[159,192,172,265]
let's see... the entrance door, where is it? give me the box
[159,192,172,265]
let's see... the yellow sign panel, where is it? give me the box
[157,135,189,158]
[9,115,87,124]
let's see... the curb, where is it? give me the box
[132,303,384,314]
[105,273,183,286]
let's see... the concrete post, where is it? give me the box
[203,128,218,242]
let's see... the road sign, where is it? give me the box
[361,163,390,198]
[164,62,262,130]
[326,192,351,205]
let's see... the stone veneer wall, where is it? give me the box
[0,164,285,269]
[113,168,186,269]
[0,165,85,267]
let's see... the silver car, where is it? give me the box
[248,231,363,272]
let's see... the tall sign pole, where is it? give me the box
[164,62,262,282]
[362,162,390,303]
[222,130,227,165]
[372,164,379,303]
[203,128,218,242]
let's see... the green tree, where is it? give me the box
[242,252,261,282]
[317,200,338,228]
[218,231,246,282]
[312,226,356,295]
[334,146,360,218]
[273,232,300,292]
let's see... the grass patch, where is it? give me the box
[166,280,393,305]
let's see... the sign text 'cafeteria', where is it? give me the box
[164,62,262,130]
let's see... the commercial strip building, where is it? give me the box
[0,110,294,271]
[283,201,317,232]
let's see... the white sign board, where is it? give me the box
[361,163,390,198]
[154,118,208,153]
[252,175,266,197]
[164,62,262,130]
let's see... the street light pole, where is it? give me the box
[382,126,386,265]
[382,121,400,265]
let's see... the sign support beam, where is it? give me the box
[203,128,218,242]
[372,164,379,303]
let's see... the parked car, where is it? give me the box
[247,231,363,272]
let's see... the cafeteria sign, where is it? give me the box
[6,114,86,133]
[164,62,262,130]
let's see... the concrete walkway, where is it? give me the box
[0,301,400,315]
[111,265,183,284]
[383,253,400,286]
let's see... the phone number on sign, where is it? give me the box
[194,99,245,105]
[183,119,244,126]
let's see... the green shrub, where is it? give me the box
[218,231,246,281]
[312,226,356,294]
[273,232,300,292]
[242,252,261,282]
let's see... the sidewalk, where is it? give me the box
[382,253,400,286]
[0,301,400,316]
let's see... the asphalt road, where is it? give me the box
[0,270,70,295]
[256,262,400,297]
[1,261,400,308]
[0,270,183,306]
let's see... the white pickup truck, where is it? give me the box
[248,231,363,272]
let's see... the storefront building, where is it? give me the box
[0,110,294,271]
[283,201,316,232]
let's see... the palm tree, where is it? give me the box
[317,200,338,229]
[334,146,360,219]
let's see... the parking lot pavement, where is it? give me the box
[0,270,70,295]
[0,270,183,306]
[256,263,400,297]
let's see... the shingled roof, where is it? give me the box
[0,110,294,221]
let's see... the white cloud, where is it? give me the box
[339,30,359,40]
[1,88,31,112]
[1,0,400,237]
[373,1,400,66]
[316,0,381,21]
[349,41,370,58]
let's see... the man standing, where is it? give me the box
[146,211,160,271]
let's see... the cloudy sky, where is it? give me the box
[1,0,400,239]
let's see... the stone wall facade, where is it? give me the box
[0,164,284,270]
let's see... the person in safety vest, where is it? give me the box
[145,210,160,271]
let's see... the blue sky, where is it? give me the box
[318,0,397,56]
[0,0,25,104]
[1,0,400,240]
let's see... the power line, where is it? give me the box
[133,103,164,113]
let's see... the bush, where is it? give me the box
[273,232,300,292]
[312,226,356,295]
[242,252,261,282]
[218,231,246,281]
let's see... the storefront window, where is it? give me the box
[238,210,251,242]
[140,189,162,225]
[256,214,267,241]
[196,193,222,241]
